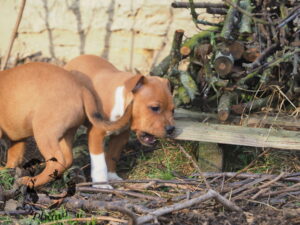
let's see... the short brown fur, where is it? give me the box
[0,62,132,187]
[65,55,175,178]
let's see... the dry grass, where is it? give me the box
[127,141,197,180]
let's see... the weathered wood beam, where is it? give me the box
[174,119,300,150]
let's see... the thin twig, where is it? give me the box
[136,189,242,224]
[171,2,227,9]
[177,144,211,189]
[77,187,163,201]
[228,176,271,198]
[225,149,270,182]
[259,172,286,189]
[250,172,286,200]
[1,0,26,70]
[243,43,279,69]
[105,205,137,225]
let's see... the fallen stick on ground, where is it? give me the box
[105,205,137,225]
[136,189,242,224]
[229,177,271,199]
[258,172,286,189]
[77,187,163,201]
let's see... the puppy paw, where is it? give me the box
[92,184,113,189]
[108,172,123,181]
[17,176,31,186]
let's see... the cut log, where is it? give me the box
[231,97,270,115]
[180,26,219,56]
[150,55,171,76]
[214,51,234,77]
[228,41,245,60]
[243,47,260,62]
[174,120,300,150]
[169,29,184,74]
[220,0,240,40]
[179,71,198,101]
[218,92,237,121]
[239,0,252,35]
[180,46,192,56]
[194,44,212,61]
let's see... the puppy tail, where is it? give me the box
[81,87,132,131]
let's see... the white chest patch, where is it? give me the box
[110,86,125,121]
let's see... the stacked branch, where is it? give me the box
[151,0,300,121]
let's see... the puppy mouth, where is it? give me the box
[137,132,158,146]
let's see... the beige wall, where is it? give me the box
[0,0,221,73]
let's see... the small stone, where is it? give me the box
[4,199,19,211]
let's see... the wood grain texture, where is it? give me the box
[174,119,300,150]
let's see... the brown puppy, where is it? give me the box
[65,55,175,181]
[0,62,132,188]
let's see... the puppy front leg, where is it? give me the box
[88,126,112,189]
[106,129,130,181]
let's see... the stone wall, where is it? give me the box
[0,0,221,73]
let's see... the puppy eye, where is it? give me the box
[150,106,160,112]
[172,109,175,114]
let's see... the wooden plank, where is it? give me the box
[174,120,300,150]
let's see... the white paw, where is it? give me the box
[92,184,113,189]
[108,172,123,181]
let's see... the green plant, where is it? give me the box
[0,216,13,225]
[0,169,14,190]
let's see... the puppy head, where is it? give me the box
[125,75,175,146]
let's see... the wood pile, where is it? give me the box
[151,0,300,122]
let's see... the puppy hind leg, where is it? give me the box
[4,141,26,169]
[58,129,76,169]
[20,131,68,188]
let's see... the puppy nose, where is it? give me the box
[165,125,175,136]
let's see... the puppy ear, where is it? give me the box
[162,78,173,93]
[125,75,146,93]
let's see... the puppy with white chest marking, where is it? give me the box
[65,55,175,184]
